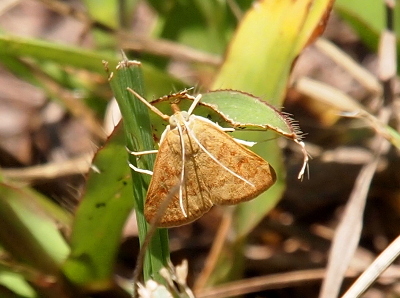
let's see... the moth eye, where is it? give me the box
[169,115,178,127]
[180,111,190,121]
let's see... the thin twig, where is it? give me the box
[197,268,355,298]
[193,207,233,292]
[119,34,222,66]
[2,153,93,182]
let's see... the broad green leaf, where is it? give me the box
[62,126,133,288]
[150,90,298,137]
[211,0,331,239]
[199,90,300,137]
[213,0,333,104]
[61,129,132,293]
[201,0,332,285]
[149,90,307,178]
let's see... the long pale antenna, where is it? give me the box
[187,94,203,116]
[176,121,188,218]
[127,88,170,121]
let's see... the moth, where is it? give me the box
[127,89,276,227]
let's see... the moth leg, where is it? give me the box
[128,162,153,176]
[126,147,158,156]
[233,138,257,147]
[125,147,158,176]
[221,127,235,132]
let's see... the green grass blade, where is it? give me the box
[0,34,186,99]
[108,60,170,284]
[0,34,114,73]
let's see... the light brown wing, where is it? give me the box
[144,128,213,227]
[145,116,276,227]
[190,117,276,205]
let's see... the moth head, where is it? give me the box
[169,111,190,128]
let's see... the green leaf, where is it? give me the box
[199,0,332,285]
[210,0,332,238]
[0,266,37,298]
[82,0,119,28]
[151,90,298,135]
[148,0,234,55]
[0,34,114,73]
[62,127,134,288]
[213,0,333,104]
[199,90,299,136]
[0,184,70,273]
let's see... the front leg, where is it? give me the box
[126,146,158,176]
[126,147,158,156]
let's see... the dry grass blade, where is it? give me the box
[341,235,400,298]
[37,0,114,32]
[339,4,398,297]
[315,38,382,95]
[318,137,387,298]
[294,77,364,113]
[37,0,90,23]
[319,18,396,295]
[378,31,396,81]
[196,262,400,298]
[24,60,107,140]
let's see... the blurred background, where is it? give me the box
[0,1,399,297]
